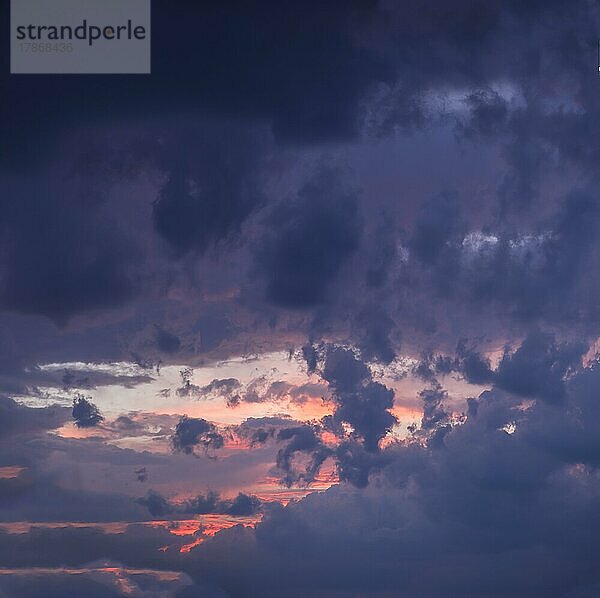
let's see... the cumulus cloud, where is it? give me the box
[275,425,332,487]
[72,395,104,428]
[138,490,262,519]
[265,345,397,487]
[423,331,586,405]
[171,416,225,457]
[319,345,397,452]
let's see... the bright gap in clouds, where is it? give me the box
[27,350,489,430]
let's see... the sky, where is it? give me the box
[2,0,600,596]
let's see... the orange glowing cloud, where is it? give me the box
[0,466,26,479]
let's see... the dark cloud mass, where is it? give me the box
[172,359,600,596]
[320,345,396,452]
[171,416,225,457]
[72,396,104,428]
[0,397,68,439]
[0,171,137,325]
[423,331,587,405]
[259,170,362,308]
[138,490,262,519]
[151,122,266,256]
[3,0,600,596]
[154,326,181,355]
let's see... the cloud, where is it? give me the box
[258,169,362,308]
[186,360,600,596]
[425,332,586,404]
[136,491,172,518]
[319,345,397,452]
[410,192,463,266]
[0,0,390,169]
[3,2,600,595]
[72,396,104,428]
[196,378,242,408]
[198,490,261,517]
[0,170,137,325]
[0,397,68,440]
[138,490,263,518]
[494,332,586,403]
[0,563,194,598]
[154,326,181,355]
[352,305,396,364]
[7,352,600,595]
[275,426,332,487]
[171,417,225,457]
[151,122,266,256]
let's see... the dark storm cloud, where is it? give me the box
[333,440,389,488]
[232,416,296,447]
[494,331,586,403]
[410,192,463,266]
[460,88,510,140]
[454,342,495,385]
[0,571,121,598]
[171,416,224,457]
[0,115,273,329]
[134,467,148,483]
[224,493,262,517]
[3,2,600,595]
[352,305,396,364]
[419,384,450,432]
[264,345,396,486]
[2,0,593,170]
[154,326,181,355]
[184,490,220,516]
[424,332,586,405]
[0,422,272,524]
[258,170,362,308]
[249,428,273,447]
[301,344,318,375]
[0,469,148,523]
[319,345,396,452]
[0,171,137,325]
[0,0,596,339]
[0,364,154,399]
[275,425,332,487]
[0,0,389,170]
[151,122,266,256]
[401,188,600,337]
